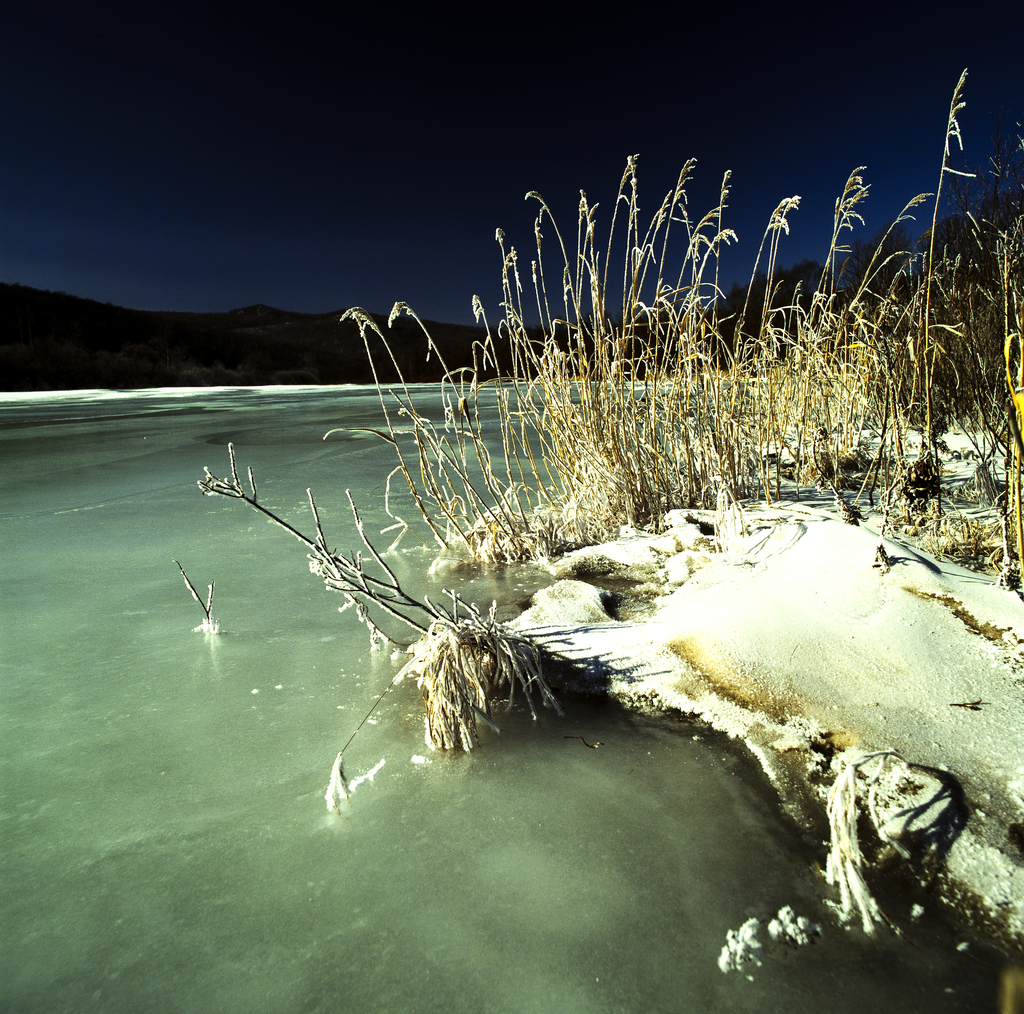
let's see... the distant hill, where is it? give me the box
[0,283,496,390]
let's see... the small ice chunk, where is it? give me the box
[718,918,763,973]
[911,904,925,920]
[251,688,259,695]
[347,757,386,793]
[411,755,429,764]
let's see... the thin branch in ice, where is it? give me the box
[340,668,409,756]
[199,444,434,643]
[198,443,564,757]
[172,558,219,633]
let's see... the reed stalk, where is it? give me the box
[352,151,947,557]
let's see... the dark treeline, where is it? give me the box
[0,285,498,390]
[4,123,1019,398]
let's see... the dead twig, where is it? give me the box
[564,735,603,748]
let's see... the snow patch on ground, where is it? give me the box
[512,486,1024,949]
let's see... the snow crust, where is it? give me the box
[512,462,1024,948]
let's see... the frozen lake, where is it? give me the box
[0,386,1007,1012]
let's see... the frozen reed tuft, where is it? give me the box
[825,749,910,934]
[396,596,563,751]
[198,444,562,755]
[324,752,350,811]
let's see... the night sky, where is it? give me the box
[2,4,1022,325]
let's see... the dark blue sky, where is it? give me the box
[2,3,1022,325]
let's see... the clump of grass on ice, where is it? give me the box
[198,444,562,758]
[397,597,563,752]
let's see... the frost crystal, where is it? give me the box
[767,905,820,946]
[719,907,820,973]
[718,918,762,973]
[347,757,386,792]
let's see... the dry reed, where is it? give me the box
[196,74,1020,766]
[338,71,1019,585]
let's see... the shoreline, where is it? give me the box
[508,502,1024,953]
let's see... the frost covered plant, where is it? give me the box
[768,905,820,946]
[198,443,561,754]
[713,483,745,554]
[172,558,219,633]
[918,511,1002,568]
[324,755,386,811]
[825,750,910,933]
[324,752,350,811]
[396,596,563,751]
[812,427,865,526]
[335,305,614,564]
[199,443,430,646]
[329,73,1005,572]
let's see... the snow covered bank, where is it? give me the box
[511,499,1024,950]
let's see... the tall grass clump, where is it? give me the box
[193,74,1020,762]
[341,162,792,559]
[347,70,1020,579]
[340,161,884,549]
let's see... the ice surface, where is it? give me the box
[0,389,1011,1013]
